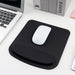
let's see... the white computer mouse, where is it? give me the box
[32,25,51,45]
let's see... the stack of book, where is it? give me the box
[33,0,72,16]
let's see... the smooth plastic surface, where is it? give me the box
[32,25,51,45]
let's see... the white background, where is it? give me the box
[0,0,75,74]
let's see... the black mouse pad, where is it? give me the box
[9,20,70,69]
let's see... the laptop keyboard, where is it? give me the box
[0,9,16,28]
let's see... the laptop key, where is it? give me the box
[0,23,6,28]
[0,9,16,26]
[2,21,9,25]
[0,19,2,22]
[3,20,10,25]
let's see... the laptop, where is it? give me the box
[0,0,24,43]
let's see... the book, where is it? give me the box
[49,0,57,14]
[33,0,49,12]
[40,0,49,12]
[56,0,67,16]
[49,0,72,16]
[33,0,72,16]
[33,0,41,10]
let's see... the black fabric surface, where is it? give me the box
[9,20,70,69]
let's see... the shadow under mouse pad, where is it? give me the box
[9,20,70,69]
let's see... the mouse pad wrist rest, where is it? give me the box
[9,20,70,69]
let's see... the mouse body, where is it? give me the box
[32,25,51,45]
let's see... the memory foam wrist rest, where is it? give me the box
[9,20,70,69]
[9,44,56,67]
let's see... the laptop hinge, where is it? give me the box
[6,8,17,12]
[2,6,17,12]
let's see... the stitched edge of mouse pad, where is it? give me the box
[9,20,70,69]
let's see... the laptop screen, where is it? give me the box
[0,0,21,8]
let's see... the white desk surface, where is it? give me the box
[0,0,75,75]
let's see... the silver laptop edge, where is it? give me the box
[0,0,24,43]
[0,0,24,13]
